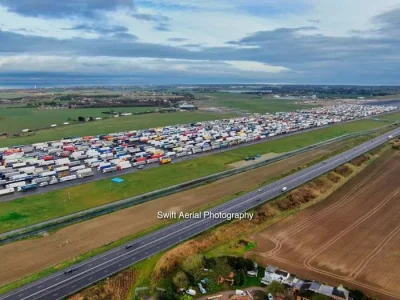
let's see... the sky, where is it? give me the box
[0,0,399,85]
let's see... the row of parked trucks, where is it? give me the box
[0,104,397,197]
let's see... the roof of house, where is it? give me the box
[332,286,349,299]
[319,284,334,296]
[309,282,321,291]
[265,265,277,273]
[275,269,289,277]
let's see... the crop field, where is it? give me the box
[0,140,352,286]
[0,111,233,147]
[0,119,388,234]
[0,107,156,133]
[195,92,317,113]
[250,150,400,299]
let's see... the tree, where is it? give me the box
[77,116,85,122]
[266,281,285,295]
[180,295,192,300]
[234,269,247,286]
[213,257,232,280]
[172,271,189,289]
[181,254,205,282]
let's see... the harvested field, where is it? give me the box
[250,150,400,299]
[0,141,347,286]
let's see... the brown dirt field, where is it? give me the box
[0,140,354,286]
[250,150,400,300]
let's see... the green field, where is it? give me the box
[0,111,234,147]
[376,111,400,121]
[0,107,156,133]
[0,118,391,234]
[195,92,317,113]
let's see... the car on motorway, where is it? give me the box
[281,186,288,192]
[64,268,77,275]
[125,244,133,249]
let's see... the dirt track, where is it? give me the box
[0,141,350,286]
[250,150,400,299]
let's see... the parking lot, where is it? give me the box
[0,104,396,200]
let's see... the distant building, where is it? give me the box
[179,104,198,110]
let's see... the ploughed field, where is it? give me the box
[0,141,347,287]
[251,149,400,299]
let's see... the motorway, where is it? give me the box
[1,110,397,203]
[1,127,399,300]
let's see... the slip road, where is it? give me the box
[1,127,399,300]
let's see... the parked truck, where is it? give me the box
[102,166,118,174]
[59,175,77,182]
[160,157,172,165]
[54,165,69,172]
[0,187,15,196]
[39,170,57,177]
[77,168,94,178]
[6,181,26,189]
[32,176,51,184]
[17,183,38,192]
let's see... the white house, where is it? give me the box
[261,265,291,285]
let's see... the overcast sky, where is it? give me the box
[0,0,399,85]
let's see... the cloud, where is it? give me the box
[167,37,187,42]
[225,60,290,73]
[373,7,400,36]
[132,12,170,23]
[0,56,290,82]
[1,4,400,84]
[227,26,318,45]
[0,0,133,18]
[308,19,320,24]
[62,24,130,35]
[181,43,202,48]
[153,23,170,32]
[131,10,172,34]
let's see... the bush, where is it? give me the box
[181,254,205,282]
[172,271,189,289]
[266,281,285,294]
